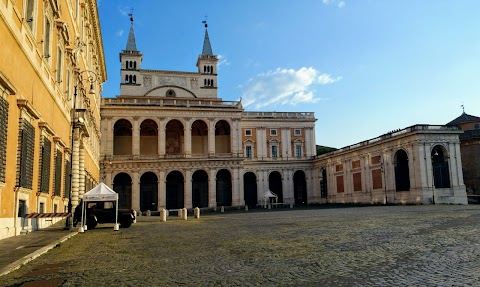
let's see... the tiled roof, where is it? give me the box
[447,113,480,126]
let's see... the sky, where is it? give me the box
[97,0,480,149]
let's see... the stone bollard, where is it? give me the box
[290,203,294,208]
[268,204,271,210]
[178,209,182,218]
[245,205,249,211]
[194,207,200,219]
[146,210,151,216]
[221,206,225,213]
[133,210,137,223]
[160,209,167,222]
[182,208,188,220]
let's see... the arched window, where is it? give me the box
[133,75,136,84]
[129,75,133,83]
[211,79,214,87]
[203,66,206,73]
[125,60,128,69]
[125,75,129,83]
[129,61,133,69]
[204,79,207,86]
[166,90,176,97]
[134,61,137,69]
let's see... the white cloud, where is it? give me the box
[217,55,230,70]
[240,67,341,109]
[116,30,124,37]
[338,1,346,8]
[322,0,346,8]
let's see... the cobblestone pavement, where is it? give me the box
[1,205,480,287]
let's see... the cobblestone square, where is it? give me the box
[2,205,480,287]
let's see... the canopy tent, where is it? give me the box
[80,182,119,231]
[262,190,278,207]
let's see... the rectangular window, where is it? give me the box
[54,149,62,196]
[0,95,8,182]
[336,164,343,172]
[371,155,381,165]
[294,129,301,136]
[336,175,344,193]
[17,120,35,189]
[352,160,361,169]
[246,146,252,158]
[353,172,362,192]
[372,169,383,189]
[39,202,45,214]
[64,159,71,198]
[40,136,52,193]
[245,129,252,136]
[44,17,51,57]
[56,47,63,83]
[272,146,278,158]
[295,145,302,157]
[270,129,277,136]
[53,204,58,213]
[25,0,35,31]
[18,200,27,217]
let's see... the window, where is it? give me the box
[54,204,58,213]
[294,129,301,136]
[17,120,35,189]
[56,47,63,83]
[43,17,52,58]
[25,0,35,31]
[18,200,27,217]
[40,136,52,193]
[166,90,176,97]
[64,159,71,198]
[245,129,252,136]
[246,146,252,158]
[54,149,62,196]
[0,95,8,182]
[353,172,362,191]
[295,145,302,157]
[336,175,344,193]
[39,202,45,214]
[270,129,277,136]
[125,75,129,83]
[271,145,278,158]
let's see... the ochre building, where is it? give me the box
[0,0,106,239]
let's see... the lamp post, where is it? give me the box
[65,70,97,230]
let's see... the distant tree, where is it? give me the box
[316,145,337,156]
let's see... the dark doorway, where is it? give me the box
[394,150,410,191]
[432,146,451,188]
[244,172,257,207]
[113,173,132,209]
[320,169,328,198]
[269,171,283,203]
[192,170,209,208]
[216,169,232,206]
[166,171,184,209]
[140,172,158,211]
[294,170,308,205]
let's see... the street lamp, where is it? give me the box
[65,70,97,230]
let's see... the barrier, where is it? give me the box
[24,213,71,218]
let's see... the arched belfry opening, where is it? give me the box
[113,119,132,155]
[191,120,208,155]
[165,120,184,155]
[166,171,184,209]
[394,150,410,191]
[432,145,451,188]
[294,170,307,205]
[140,119,158,155]
[140,172,158,211]
[269,171,283,203]
[244,172,257,208]
[216,169,232,206]
[113,173,132,209]
[192,170,209,208]
[215,120,231,154]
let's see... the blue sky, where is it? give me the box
[97,0,480,149]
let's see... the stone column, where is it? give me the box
[208,169,217,207]
[106,116,113,155]
[454,141,465,186]
[238,167,245,206]
[208,118,215,156]
[185,169,192,208]
[132,171,140,211]
[232,167,240,206]
[159,170,166,209]
[231,119,239,156]
[71,133,80,209]
[132,117,140,157]
[184,118,192,158]
[158,118,166,156]
[448,142,459,186]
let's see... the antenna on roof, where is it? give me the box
[461,102,465,113]
[128,8,134,23]
[202,15,208,28]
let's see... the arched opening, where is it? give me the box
[166,171,184,209]
[129,75,132,83]
[269,171,283,203]
[215,120,231,154]
[244,172,257,208]
[320,169,328,198]
[133,75,136,84]
[432,145,451,188]
[113,119,132,155]
[113,173,132,209]
[140,119,158,155]
[125,74,129,83]
[134,61,137,69]
[192,170,209,208]
[191,120,208,155]
[216,169,232,206]
[165,120,184,155]
[140,172,158,211]
[294,170,307,205]
[394,150,410,191]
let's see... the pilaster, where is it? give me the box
[132,171,140,211]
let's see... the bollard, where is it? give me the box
[290,203,293,208]
[114,223,119,231]
[133,210,137,223]
[221,206,225,213]
[146,210,151,217]
[194,207,200,219]
[182,208,188,220]
[178,209,182,218]
[268,204,271,210]
[245,205,249,211]
[160,209,167,222]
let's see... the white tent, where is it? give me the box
[80,182,119,232]
[262,190,278,208]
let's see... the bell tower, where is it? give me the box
[120,13,143,95]
[196,21,218,97]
